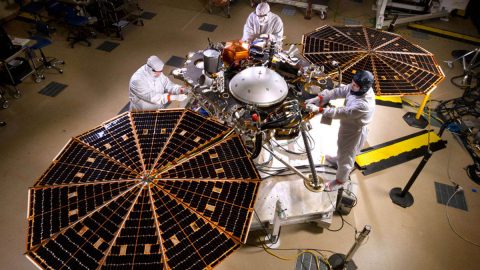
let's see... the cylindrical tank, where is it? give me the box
[203,49,221,74]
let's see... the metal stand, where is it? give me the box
[301,122,324,192]
[328,225,371,270]
[261,122,324,192]
[262,145,310,182]
[445,48,480,89]
[264,200,287,248]
[390,149,433,208]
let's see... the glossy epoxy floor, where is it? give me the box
[0,1,479,269]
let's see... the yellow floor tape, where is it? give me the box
[356,131,441,167]
[409,23,480,45]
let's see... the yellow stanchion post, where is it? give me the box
[415,93,430,120]
[403,87,436,129]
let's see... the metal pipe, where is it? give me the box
[261,145,310,182]
[301,123,320,188]
[344,225,371,263]
[270,200,287,244]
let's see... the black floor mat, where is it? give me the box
[165,56,186,68]
[434,182,468,211]
[344,18,360,25]
[38,82,67,97]
[140,11,157,20]
[118,103,129,114]
[96,41,120,52]
[281,6,296,16]
[198,23,217,32]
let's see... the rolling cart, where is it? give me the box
[0,46,36,100]
[251,0,328,20]
[207,0,231,18]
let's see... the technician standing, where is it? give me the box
[306,70,376,190]
[129,55,188,111]
[242,2,284,44]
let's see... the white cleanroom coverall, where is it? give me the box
[319,84,376,182]
[242,6,284,44]
[129,65,184,111]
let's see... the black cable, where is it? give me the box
[270,128,316,155]
[323,186,358,236]
[342,188,358,207]
[258,164,337,180]
[450,74,473,89]
[253,209,271,242]
[445,188,480,247]
[242,241,337,256]
[325,212,345,232]
[271,139,307,155]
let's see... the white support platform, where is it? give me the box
[250,99,358,231]
[250,170,338,231]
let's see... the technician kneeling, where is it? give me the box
[129,55,188,111]
[306,70,376,191]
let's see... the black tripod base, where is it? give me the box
[403,112,428,129]
[466,164,480,185]
[390,187,414,208]
[328,254,357,270]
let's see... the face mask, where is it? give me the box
[350,82,365,96]
[257,14,268,26]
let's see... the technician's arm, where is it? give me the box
[270,18,284,43]
[164,76,184,95]
[320,84,350,105]
[322,102,369,120]
[242,14,255,42]
[130,79,171,105]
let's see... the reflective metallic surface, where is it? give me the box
[229,66,288,107]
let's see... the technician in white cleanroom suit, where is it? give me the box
[242,2,284,44]
[306,70,376,190]
[129,55,188,111]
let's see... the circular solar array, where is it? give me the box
[26,109,261,270]
[302,25,445,95]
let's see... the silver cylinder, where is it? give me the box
[203,49,221,74]
[199,74,214,87]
